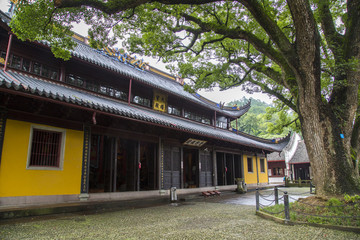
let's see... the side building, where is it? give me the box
[267,133,311,183]
[289,140,311,181]
[0,11,288,207]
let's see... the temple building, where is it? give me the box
[0,11,289,207]
[267,133,311,182]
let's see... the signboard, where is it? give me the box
[153,91,167,112]
[99,47,148,70]
[80,125,91,193]
[183,138,207,147]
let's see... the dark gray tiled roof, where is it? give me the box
[289,140,309,164]
[267,151,285,161]
[0,10,248,118]
[68,41,250,118]
[266,133,298,161]
[34,39,248,118]
[0,70,288,152]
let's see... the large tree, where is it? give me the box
[9,0,360,196]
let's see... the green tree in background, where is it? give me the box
[8,0,360,196]
[229,97,299,138]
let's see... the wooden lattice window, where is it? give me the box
[28,127,65,169]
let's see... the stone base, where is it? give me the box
[79,193,89,201]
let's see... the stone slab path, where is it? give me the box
[0,189,358,240]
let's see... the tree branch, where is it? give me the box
[179,12,292,73]
[317,0,344,57]
[229,56,295,94]
[236,0,296,63]
[55,0,219,14]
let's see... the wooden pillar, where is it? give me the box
[236,119,238,134]
[137,140,140,191]
[0,109,7,165]
[158,137,163,190]
[198,149,201,188]
[232,154,235,185]
[128,79,133,105]
[255,154,259,185]
[180,146,184,189]
[224,152,227,185]
[3,33,13,71]
[59,63,66,82]
[214,111,217,129]
[213,149,217,187]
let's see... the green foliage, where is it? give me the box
[10,0,119,60]
[10,0,78,60]
[228,97,298,138]
[344,194,360,203]
[262,195,360,227]
[9,1,354,117]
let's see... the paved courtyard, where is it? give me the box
[0,189,358,239]
[223,187,313,206]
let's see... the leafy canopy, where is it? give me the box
[228,97,299,138]
[8,0,353,119]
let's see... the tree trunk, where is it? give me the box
[288,0,360,196]
[298,86,360,196]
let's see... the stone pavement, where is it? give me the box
[222,187,312,206]
[1,192,358,240]
[0,184,282,221]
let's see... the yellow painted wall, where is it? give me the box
[257,156,268,184]
[0,119,84,197]
[243,154,268,185]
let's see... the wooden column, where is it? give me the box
[180,146,184,189]
[212,149,217,187]
[3,33,13,71]
[255,154,259,185]
[0,109,7,165]
[158,137,163,190]
[128,79,133,105]
[137,140,140,191]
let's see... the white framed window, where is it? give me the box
[27,125,66,170]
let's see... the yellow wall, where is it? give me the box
[0,119,84,197]
[257,156,269,183]
[243,154,268,185]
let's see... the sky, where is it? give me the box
[0,0,273,105]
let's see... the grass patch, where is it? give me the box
[261,194,360,227]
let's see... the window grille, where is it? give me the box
[29,129,62,167]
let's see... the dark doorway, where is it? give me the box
[163,145,181,189]
[89,134,158,193]
[89,135,118,193]
[116,138,137,192]
[217,152,241,186]
[234,154,243,178]
[216,152,225,185]
[183,148,198,188]
[139,142,157,190]
[294,164,310,180]
[225,153,235,185]
[199,150,213,187]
